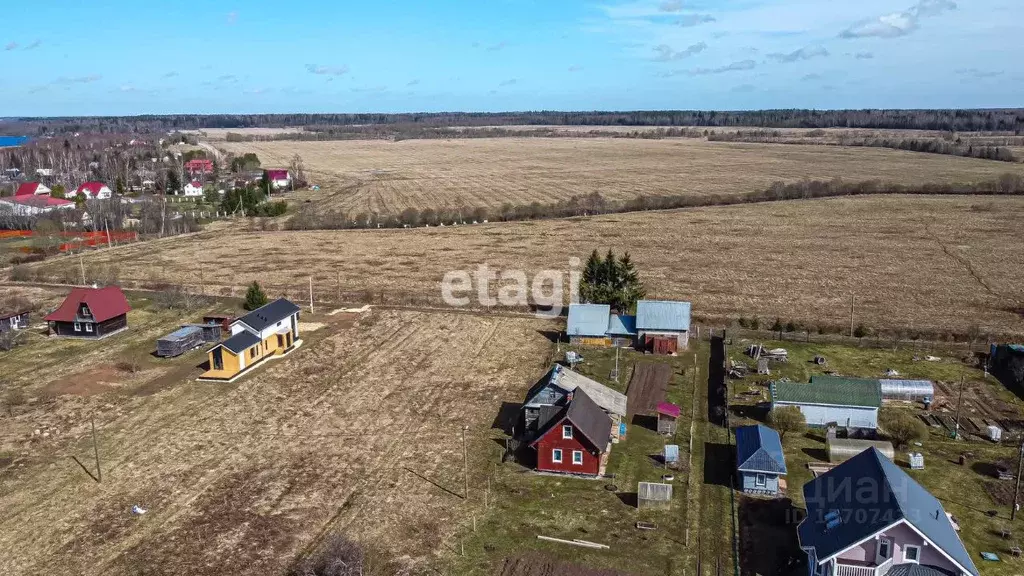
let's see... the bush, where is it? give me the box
[879,409,927,448]
[10,264,34,281]
[767,406,806,440]
[291,535,365,576]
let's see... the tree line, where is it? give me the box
[286,173,1024,231]
[6,108,1023,135]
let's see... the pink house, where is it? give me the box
[798,448,978,576]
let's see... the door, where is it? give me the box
[875,537,892,564]
[212,347,224,370]
[277,334,284,350]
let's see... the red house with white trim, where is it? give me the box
[44,286,131,338]
[16,182,51,196]
[529,389,612,476]
[76,181,113,199]
[185,158,213,175]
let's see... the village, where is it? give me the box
[3,249,1024,576]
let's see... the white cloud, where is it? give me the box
[686,59,757,75]
[4,41,17,51]
[227,11,238,24]
[23,40,41,50]
[653,41,707,61]
[676,14,716,28]
[840,0,955,39]
[407,79,420,86]
[568,65,583,72]
[956,68,1003,78]
[732,83,756,93]
[59,74,102,84]
[658,0,683,13]
[765,45,829,63]
[499,78,518,86]
[306,64,350,76]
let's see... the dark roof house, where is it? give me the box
[44,286,131,338]
[735,424,787,475]
[799,448,978,576]
[234,298,302,332]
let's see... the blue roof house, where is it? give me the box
[799,448,979,576]
[735,424,787,496]
[567,303,611,341]
[635,300,691,354]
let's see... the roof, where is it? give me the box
[606,314,636,336]
[773,377,882,408]
[549,364,627,416]
[266,169,289,180]
[530,389,612,452]
[233,298,300,332]
[799,448,978,576]
[76,181,108,195]
[2,195,74,208]
[635,300,691,332]
[0,309,29,320]
[567,303,610,337]
[886,565,955,576]
[219,330,261,354]
[656,402,680,418]
[735,424,787,474]
[160,325,203,342]
[44,286,131,323]
[16,182,45,196]
[188,181,203,188]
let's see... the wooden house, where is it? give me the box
[656,401,680,435]
[529,389,612,477]
[201,298,300,381]
[44,286,130,338]
[521,364,627,442]
[636,300,691,354]
[735,424,787,496]
[0,308,30,332]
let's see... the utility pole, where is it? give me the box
[1013,438,1024,521]
[953,376,965,440]
[462,425,470,500]
[91,416,102,483]
[308,276,314,314]
[849,295,856,338]
[79,255,86,285]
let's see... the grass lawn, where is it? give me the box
[726,336,1024,576]
[450,344,702,576]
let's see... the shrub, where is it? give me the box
[767,406,806,440]
[879,408,927,448]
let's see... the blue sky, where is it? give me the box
[1,0,1021,115]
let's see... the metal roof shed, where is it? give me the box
[635,300,691,332]
[567,303,611,337]
[637,482,673,509]
[156,325,204,358]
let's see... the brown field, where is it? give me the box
[217,138,1024,217]
[0,304,554,575]
[21,194,1024,336]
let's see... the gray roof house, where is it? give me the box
[735,424,787,496]
[799,448,979,576]
[521,364,627,442]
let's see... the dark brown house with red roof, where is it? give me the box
[529,389,613,477]
[45,286,131,338]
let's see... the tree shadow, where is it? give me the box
[631,414,658,432]
[704,442,734,487]
[403,466,464,500]
[730,403,768,422]
[739,496,805,576]
[536,329,562,344]
[492,401,522,435]
[971,461,1002,479]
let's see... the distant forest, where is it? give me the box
[3,108,1023,135]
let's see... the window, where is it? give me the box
[552,449,563,463]
[73,322,81,332]
[250,347,257,359]
[562,425,573,439]
[572,450,583,465]
[877,538,892,561]
[84,323,93,333]
[903,545,920,563]
[754,473,767,487]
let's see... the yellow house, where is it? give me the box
[201,298,301,381]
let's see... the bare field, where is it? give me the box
[0,308,554,575]
[24,195,1024,336]
[218,138,1024,217]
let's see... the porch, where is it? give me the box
[834,557,894,576]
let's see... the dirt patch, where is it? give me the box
[982,481,1018,506]
[626,362,672,418]
[44,364,127,396]
[498,553,635,576]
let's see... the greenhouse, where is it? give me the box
[879,378,934,402]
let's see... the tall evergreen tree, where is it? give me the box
[244,281,268,311]
[576,249,645,312]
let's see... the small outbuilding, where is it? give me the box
[156,325,205,358]
[826,437,895,463]
[735,424,787,496]
[656,401,680,435]
[636,300,691,354]
[0,308,30,332]
[637,481,673,510]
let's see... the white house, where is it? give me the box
[76,181,113,199]
[182,181,204,197]
[35,168,54,178]
[266,169,291,190]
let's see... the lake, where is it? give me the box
[0,136,29,147]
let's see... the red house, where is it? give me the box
[44,286,131,338]
[185,158,214,175]
[16,182,51,196]
[529,389,612,477]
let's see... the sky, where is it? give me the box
[0,0,1021,115]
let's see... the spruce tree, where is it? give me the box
[244,281,268,311]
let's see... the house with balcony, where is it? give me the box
[798,448,979,576]
[200,298,301,382]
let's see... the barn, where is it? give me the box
[44,286,130,338]
[529,389,612,477]
[771,377,881,433]
[635,300,691,354]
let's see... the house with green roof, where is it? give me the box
[771,376,882,433]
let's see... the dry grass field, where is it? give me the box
[22,195,1024,336]
[218,138,1024,217]
[0,303,554,575]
